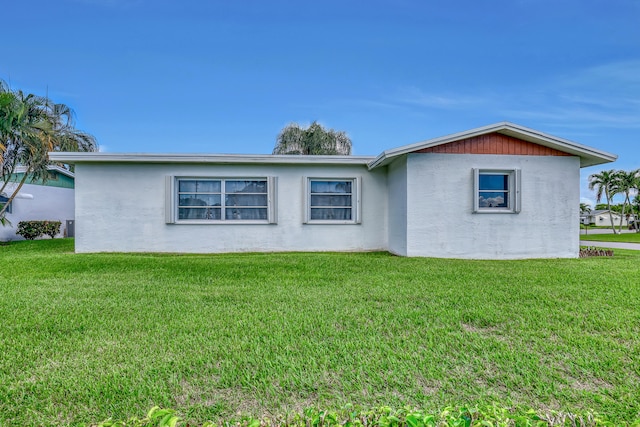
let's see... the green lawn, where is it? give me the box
[1,239,639,426]
[580,232,640,243]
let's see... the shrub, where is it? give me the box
[95,405,640,427]
[16,220,61,240]
[43,221,61,238]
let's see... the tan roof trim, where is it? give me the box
[48,152,375,166]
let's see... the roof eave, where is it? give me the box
[48,152,375,166]
[368,122,617,169]
[14,164,75,178]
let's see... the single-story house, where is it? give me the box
[49,122,617,259]
[585,210,635,227]
[0,165,76,241]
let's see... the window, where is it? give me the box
[473,169,521,213]
[304,177,361,224]
[166,177,277,223]
[0,195,11,214]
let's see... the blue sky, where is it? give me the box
[2,0,638,206]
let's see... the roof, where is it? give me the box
[14,165,75,179]
[47,152,374,166]
[367,122,617,169]
[48,122,617,169]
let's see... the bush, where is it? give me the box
[16,220,61,240]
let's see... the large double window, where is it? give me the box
[473,169,521,213]
[167,177,276,223]
[304,177,361,224]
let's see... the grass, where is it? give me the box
[1,239,639,426]
[580,232,640,243]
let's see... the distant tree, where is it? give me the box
[0,80,97,223]
[612,169,639,233]
[579,203,591,215]
[633,194,640,233]
[588,170,619,234]
[273,121,351,155]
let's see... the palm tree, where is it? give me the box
[273,121,352,155]
[579,202,591,215]
[632,194,640,232]
[588,169,619,234]
[612,169,639,233]
[0,81,97,221]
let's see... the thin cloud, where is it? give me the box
[397,87,484,109]
[68,0,142,8]
[564,60,640,88]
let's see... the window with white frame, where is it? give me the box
[304,177,361,224]
[166,177,277,223]
[473,169,521,213]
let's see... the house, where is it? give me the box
[0,165,76,241]
[586,210,634,227]
[48,122,616,259]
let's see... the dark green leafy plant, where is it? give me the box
[97,406,186,427]
[16,220,61,240]
[95,406,640,427]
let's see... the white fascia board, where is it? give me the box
[14,164,75,178]
[368,122,617,169]
[48,152,375,166]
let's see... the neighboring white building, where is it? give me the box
[49,122,617,259]
[587,210,635,227]
[0,166,76,241]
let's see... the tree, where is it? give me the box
[0,80,97,223]
[612,169,639,233]
[579,202,591,215]
[632,194,640,233]
[273,121,351,155]
[588,169,619,234]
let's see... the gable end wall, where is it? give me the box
[414,132,572,156]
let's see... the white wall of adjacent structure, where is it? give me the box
[73,162,389,253]
[0,183,75,241]
[403,153,581,259]
[591,212,632,227]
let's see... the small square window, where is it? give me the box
[304,177,361,224]
[473,169,521,213]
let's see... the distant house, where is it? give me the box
[50,122,617,259]
[0,165,75,241]
[586,210,635,227]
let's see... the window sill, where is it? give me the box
[473,209,519,214]
[304,220,360,225]
[172,220,274,225]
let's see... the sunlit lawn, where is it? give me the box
[1,239,639,426]
[580,232,640,243]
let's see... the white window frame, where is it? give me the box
[472,168,521,214]
[0,195,12,214]
[303,177,361,224]
[165,176,277,224]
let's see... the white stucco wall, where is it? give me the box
[74,163,388,253]
[405,153,581,259]
[591,213,631,227]
[387,157,408,256]
[0,183,75,241]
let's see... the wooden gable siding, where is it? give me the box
[413,132,572,156]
